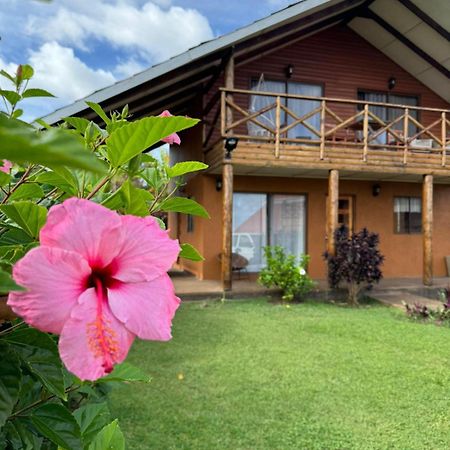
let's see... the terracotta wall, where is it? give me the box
[180,175,450,280]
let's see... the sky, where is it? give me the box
[0,0,294,120]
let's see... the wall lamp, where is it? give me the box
[372,184,381,197]
[224,137,239,159]
[388,77,396,90]
[216,177,223,192]
[285,64,294,78]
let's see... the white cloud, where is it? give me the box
[26,1,214,63]
[0,42,116,120]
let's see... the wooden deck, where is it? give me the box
[205,88,450,179]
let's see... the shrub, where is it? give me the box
[323,226,384,305]
[258,246,315,301]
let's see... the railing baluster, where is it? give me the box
[442,112,447,167]
[403,108,409,165]
[275,96,281,158]
[320,100,326,160]
[363,104,369,162]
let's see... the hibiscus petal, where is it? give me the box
[159,110,181,145]
[59,288,135,381]
[7,247,91,334]
[40,198,124,268]
[108,274,180,341]
[112,215,180,283]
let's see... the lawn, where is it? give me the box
[110,298,450,449]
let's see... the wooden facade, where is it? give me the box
[175,25,450,288]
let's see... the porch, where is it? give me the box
[203,78,450,291]
[171,270,449,309]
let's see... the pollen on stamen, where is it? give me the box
[86,317,120,365]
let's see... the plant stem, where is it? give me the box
[0,320,24,336]
[1,165,35,204]
[86,171,116,200]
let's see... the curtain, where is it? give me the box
[287,83,322,139]
[248,80,285,136]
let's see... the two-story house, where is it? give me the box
[44,0,450,290]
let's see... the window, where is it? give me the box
[232,193,306,271]
[394,197,421,233]
[357,91,418,143]
[249,79,322,139]
[338,196,354,233]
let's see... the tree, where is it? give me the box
[323,226,384,305]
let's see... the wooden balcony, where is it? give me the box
[205,88,450,179]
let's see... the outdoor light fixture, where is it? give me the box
[388,77,396,90]
[224,137,239,159]
[372,184,381,197]
[216,177,223,192]
[286,64,294,78]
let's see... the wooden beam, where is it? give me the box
[397,0,449,41]
[224,52,235,134]
[364,11,450,79]
[327,169,339,256]
[222,159,233,291]
[422,174,433,286]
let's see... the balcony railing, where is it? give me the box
[219,88,450,167]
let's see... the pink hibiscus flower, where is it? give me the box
[0,160,12,173]
[8,198,181,381]
[159,110,181,145]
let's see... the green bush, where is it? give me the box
[258,246,315,301]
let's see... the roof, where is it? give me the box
[42,0,449,124]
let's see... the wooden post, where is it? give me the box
[403,108,409,165]
[442,112,446,167]
[362,103,369,161]
[222,159,233,291]
[422,174,433,286]
[225,54,234,134]
[275,96,281,158]
[320,100,326,160]
[327,169,339,256]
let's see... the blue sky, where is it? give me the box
[0,0,294,120]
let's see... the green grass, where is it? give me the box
[110,298,450,449]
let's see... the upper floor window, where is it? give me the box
[394,197,421,234]
[249,78,322,140]
[357,91,419,142]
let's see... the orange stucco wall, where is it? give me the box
[179,175,450,281]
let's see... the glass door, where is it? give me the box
[232,193,267,271]
[269,195,306,261]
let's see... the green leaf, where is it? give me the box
[0,115,105,172]
[21,88,55,99]
[11,109,23,120]
[9,183,44,201]
[159,197,209,218]
[0,268,24,293]
[0,69,15,84]
[0,228,34,246]
[107,116,199,167]
[102,181,152,217]
[4,418,43,450]
[63,117,90,135]
[19,65,34,81]
[0,171,11,187]
[0,201,47,239]
[96,363,151,383]
[31,404,82,450]
[73,403,111,447]
[0,343,22,428]
[88,420,124,450]
[5,328,66,400]
[0,90,21,106]
[166,161,208,178]
[36,171,77,195]
[86,102,110,125]
[179,243,204,261]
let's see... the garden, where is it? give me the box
[111,298,450,449]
